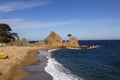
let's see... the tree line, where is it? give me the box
[0,23,19,43]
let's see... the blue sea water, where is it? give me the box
[45,40,120,80]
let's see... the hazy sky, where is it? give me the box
[0,0,120,40]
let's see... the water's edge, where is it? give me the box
[45,49,83,80]
[22,50,53,80]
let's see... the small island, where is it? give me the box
[35,31,90,49]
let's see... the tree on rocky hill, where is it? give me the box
[67,34,72,38]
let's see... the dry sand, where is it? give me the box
[0,46,41,80]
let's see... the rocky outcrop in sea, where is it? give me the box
[34,31,89,49]
[44,31,63,48]
[63,36,80,48]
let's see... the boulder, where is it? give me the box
[63,36,80,48]
[44,31,63,47]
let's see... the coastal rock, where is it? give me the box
[63,36,80,48]
[44,31,63,47]
[19,38,30,46]
[7,38,29,46]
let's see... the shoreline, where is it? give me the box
[0,47,41,80]
[0,46,88,80]
[23,50,53,80]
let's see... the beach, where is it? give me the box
[23,50,53,80]
[0,46,41,80]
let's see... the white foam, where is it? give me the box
[89,45,101,49]
[48,48,60,53]
[45,50,83,80]
[67,48,81,50]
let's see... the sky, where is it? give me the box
[0,0,120,40]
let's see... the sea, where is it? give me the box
[45,40,120,80]
[24,40,120,80]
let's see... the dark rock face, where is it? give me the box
[44,31,63,47]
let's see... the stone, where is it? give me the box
[63,36,80,48]
[44,31,63,47]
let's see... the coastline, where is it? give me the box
[23,50,53,80]
[0,47,41,80]
[0,46,89,80]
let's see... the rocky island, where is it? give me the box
[34,31,90,49]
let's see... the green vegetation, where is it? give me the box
[67,34,72,38]
[0,23,19,43]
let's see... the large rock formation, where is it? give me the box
[35,31,89,49]
[63,36,80,48]
[44,31,63,47]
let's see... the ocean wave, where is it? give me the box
[45,50,83,80]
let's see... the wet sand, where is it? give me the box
[23,50,53,80]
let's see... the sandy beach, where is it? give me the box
[0,46,41,80]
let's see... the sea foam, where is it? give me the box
[89,45,101,49]
[48,49,60,53]
[45,49,83,80]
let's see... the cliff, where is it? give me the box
[44,31,63,47]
